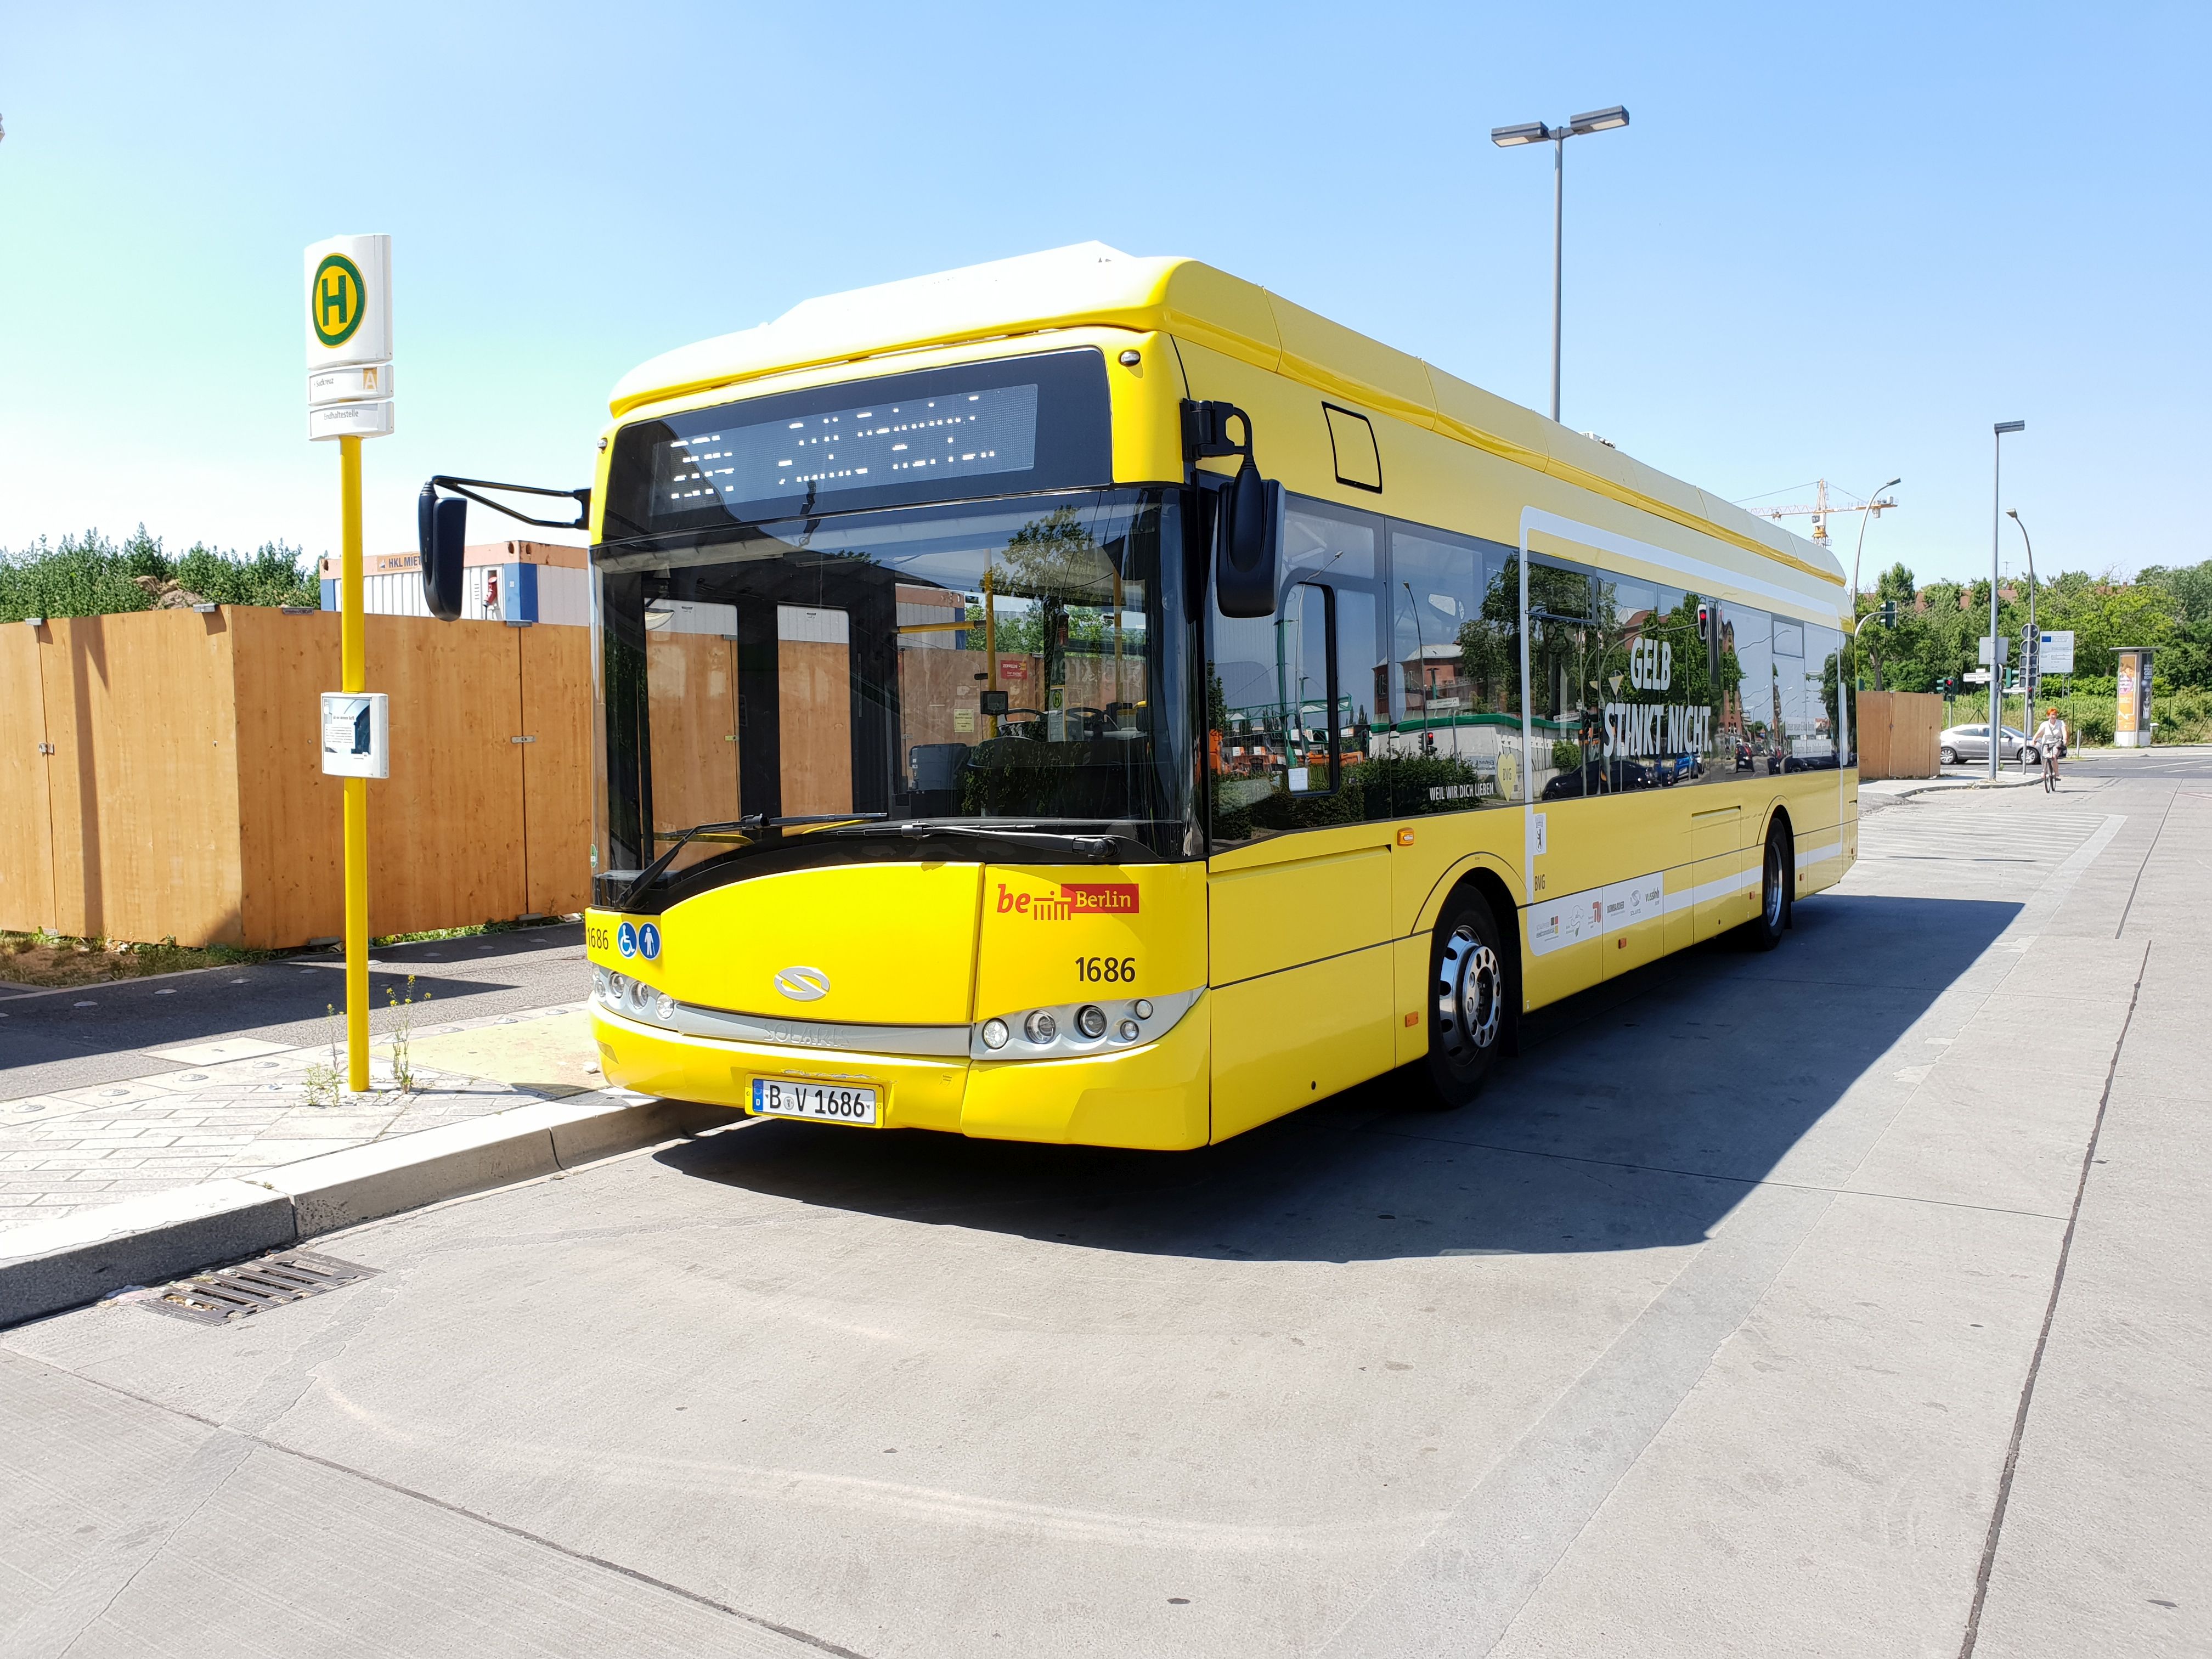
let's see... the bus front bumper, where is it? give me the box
[589,998,1210,1152]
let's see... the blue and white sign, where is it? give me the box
[616,921,638,958]
[638,923,661,961]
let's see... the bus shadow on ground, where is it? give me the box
[656,894,2020,1264]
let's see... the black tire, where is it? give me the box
[1737,823,1791,951]
[1419,890,1512,1109]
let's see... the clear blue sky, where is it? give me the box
[3,2,2204,590]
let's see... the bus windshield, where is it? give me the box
[595,489,1198,902]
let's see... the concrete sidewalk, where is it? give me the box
[0,998,743,1325]
[0,1001,603,1226]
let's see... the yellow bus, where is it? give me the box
[455,245,1855,1148]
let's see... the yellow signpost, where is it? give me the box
[306,234,394,1092]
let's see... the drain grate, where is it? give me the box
[148,1250,377,1325]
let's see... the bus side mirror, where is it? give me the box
[418,484,466,621]
[1215,466,1281,618]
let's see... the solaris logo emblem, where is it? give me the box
[774,966,831,1002]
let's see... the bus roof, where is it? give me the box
[610,243,1841,589]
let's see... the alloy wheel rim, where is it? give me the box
[1764,843,1785,928]
[1436,926,1502,1063]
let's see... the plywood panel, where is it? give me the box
[236,612,562,946]
[1857,691,1942,781]
[0,623,58,934]
[521,624,593,916]
[38,613,243,945]
[1858,692,1892,780]
[39,620,94,939]
[646,633,740,851]
[779,640,853,815]
[366,617,527,936]
[231,607,345,947]
[1896,692,1941,777]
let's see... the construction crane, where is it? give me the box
[1741,478,1899,546]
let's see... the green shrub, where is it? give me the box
[0,526,318,622]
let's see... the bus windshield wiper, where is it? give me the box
[881,820,1125,861]
[627,812,889,898]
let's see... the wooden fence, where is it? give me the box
[0,608,590,947]
[1857,690,1944,781]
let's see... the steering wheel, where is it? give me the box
[1064,706,1112,740]
[997,707,1047,738]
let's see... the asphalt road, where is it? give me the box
[0,924,590,1099]
[1940,745,2212,784]
[2061,745,2212,778]
[4,774,2205,1658]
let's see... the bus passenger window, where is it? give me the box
[1589,579,1728,793]
[1776,620,1843,771]
[1723,605,1780,775]
[1809,623,1848,766]
[1385,524,1521,814]
[1207,497,1386,847]
[1522,555,1601,802]
[1283,583,1334,794]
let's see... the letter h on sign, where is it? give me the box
[321,270,349,328]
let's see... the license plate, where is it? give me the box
[749,1077,880,1126]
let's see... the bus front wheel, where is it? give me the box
[1421,893,1511,1109]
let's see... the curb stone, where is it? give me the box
[0,1092,741,1328]
[1887,771,2046,802]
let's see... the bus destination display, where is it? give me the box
[655,383,1040,515]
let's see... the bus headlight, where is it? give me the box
[969,989,1200,1060]
[603,972,627,1006]
[654,992,676,1023]
[592,966,610,1000]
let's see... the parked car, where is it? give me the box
[1939,723,2040,766]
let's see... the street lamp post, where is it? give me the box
[2007,508,2038,724]
[1491,106,1630,425]
[1989,421,2025,778]
[1849,476,1903,690]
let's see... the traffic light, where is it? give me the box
[1938,674,1960,698]
[1881,600,1897,629]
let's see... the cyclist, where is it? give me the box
[2032,706,2069,793]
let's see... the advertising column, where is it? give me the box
[2114,647,2154,748]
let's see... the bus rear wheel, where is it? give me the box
[1421,893,1511,1109]
[1739,823,1791,952]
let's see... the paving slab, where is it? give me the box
[0,1003,603,1227]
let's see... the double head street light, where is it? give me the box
[1492,106,1630,424]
